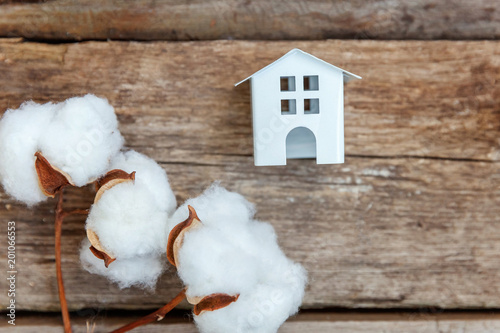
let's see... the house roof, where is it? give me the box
[235,48,362,86]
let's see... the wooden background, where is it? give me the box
[0,1,499,332]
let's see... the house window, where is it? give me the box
[304,98,319,114]
[280,76,296,91]
[281,99,296,115]
[303,75,319,91]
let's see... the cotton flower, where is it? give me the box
[167,184,307,333]
[0,94,124,205]
[82,150,176,288]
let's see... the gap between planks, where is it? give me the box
[3,311,500,333]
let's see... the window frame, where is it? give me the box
[281,99,297,115]
[303,75,319,91]
[280,76,296,92]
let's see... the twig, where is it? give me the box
[110,289,187,333]
[55,189,72,333]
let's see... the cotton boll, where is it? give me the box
[86,181,170,258]
[86,150,175,259]
[169,184,307,333]
[38,94,124,186]
[0,94,124,205]
[169,185,269,298]
[80,239,165,289]
[109,150,176,215]
[0,101,56,205]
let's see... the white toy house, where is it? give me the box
[236,49,361,166]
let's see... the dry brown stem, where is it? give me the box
[55,191,90,332]
[110,289,187,333]
[55,190,72,333]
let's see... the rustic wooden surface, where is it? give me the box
[0,0,499,41]
[3,312,500,332]
[0,39,499,315]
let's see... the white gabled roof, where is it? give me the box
[235,48,362,86]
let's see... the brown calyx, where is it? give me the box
[166,205,202,267]
[94,169,135,203]
[193,293,240,316]
[87,228,116,267]
[89,245,116,268]
[34,152,73,197]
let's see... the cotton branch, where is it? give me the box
[55,189,90,333]
[54,190,71,333]
[110,289,187,333]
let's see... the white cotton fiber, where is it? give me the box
[194,276,306,333]
[0,101,56,205]
[38,94,124,186]
[80,239,165,289]
[0,94,124,205]
[87,181,170,258]
[109,150,176,215]
[86,150,176,259]
[83,150,175,288]
[168,184,307,333]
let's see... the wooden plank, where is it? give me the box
[0,1,499,41]
[0,39,498,162]
[0,40,499,311]
[3,312,500,333]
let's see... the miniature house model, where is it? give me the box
[236,49,361,166]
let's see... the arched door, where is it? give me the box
[285,127,317,160]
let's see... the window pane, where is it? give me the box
[281,99,296,115]
[304,75,319,91]
[304,98,319,114]
[280,76,296,91]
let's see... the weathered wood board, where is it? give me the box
[0,0,499,41]
[3,313,500,333]
[0,39,499,312]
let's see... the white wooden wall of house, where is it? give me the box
[249,51,345,166]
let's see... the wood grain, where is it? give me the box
[0,1,499,41]
[3,313,500,333]
[0,39,499,311]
